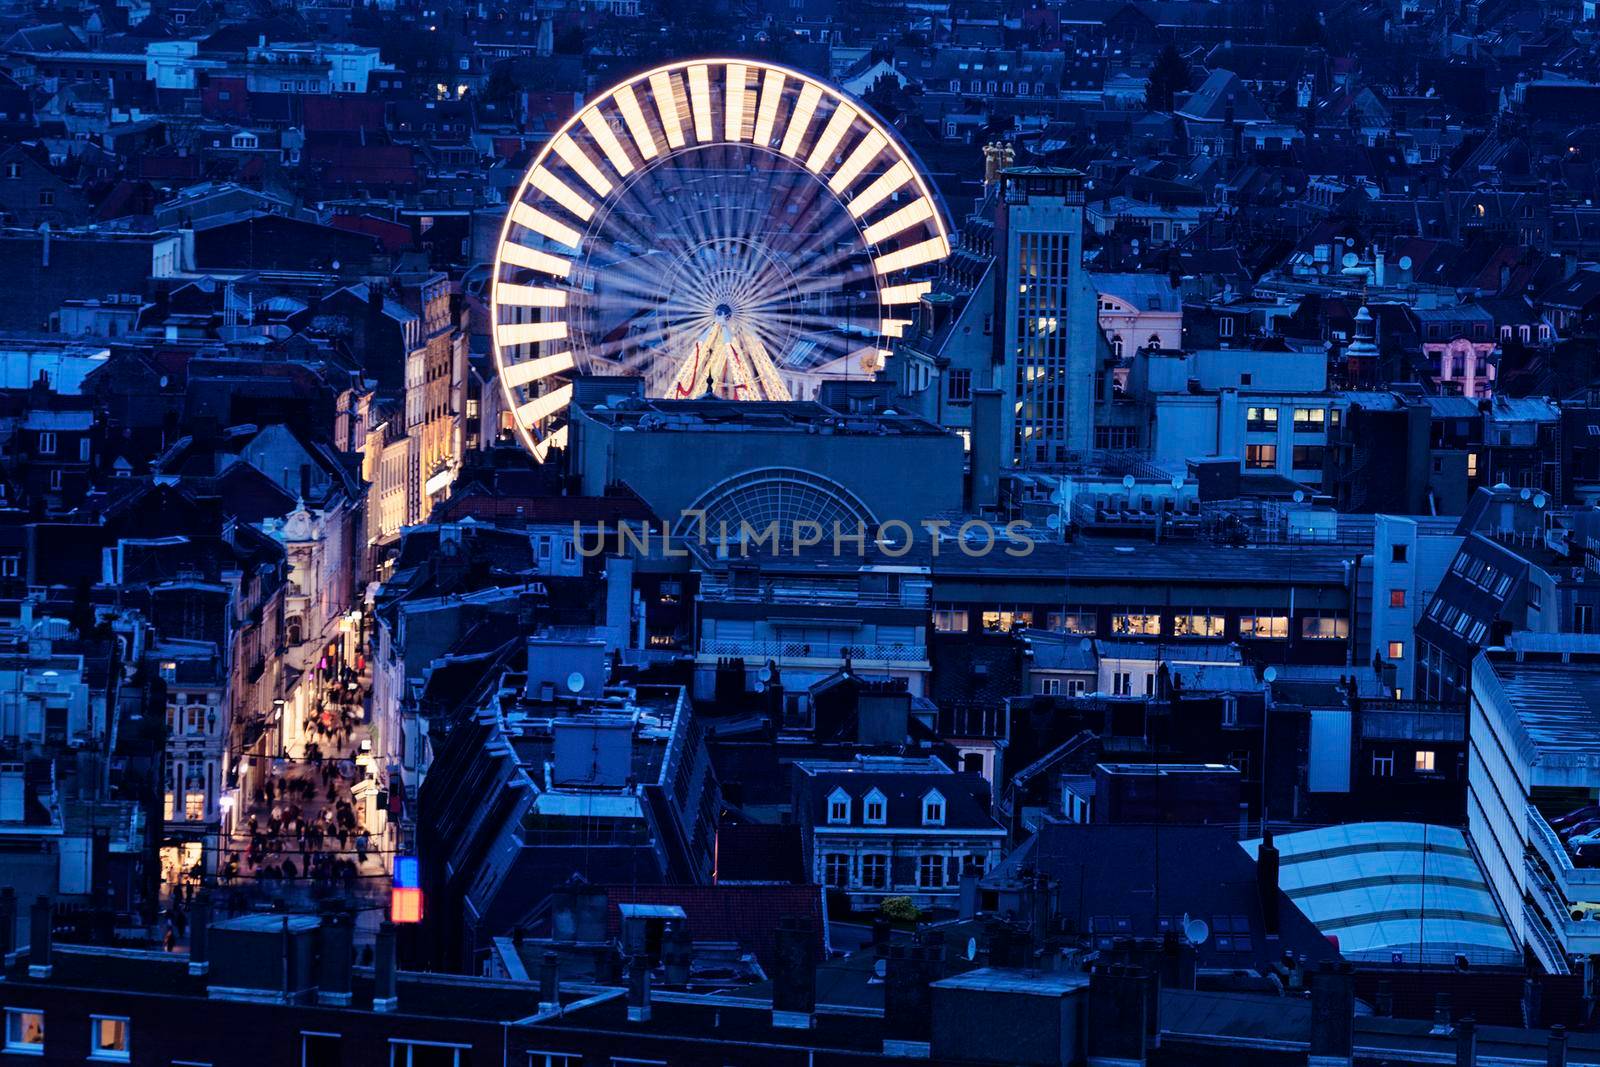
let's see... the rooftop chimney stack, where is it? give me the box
[1548,1025,1568,1067]
[0,887,16,957]
[188,893,211,976]
[373,921,398,1012]
[318,908,354,1007]
[1431,992,1454,1035]
[1456,1017,1477,1067]
[1087,964,1149,1067]
[1257,830,1281,937]
[1308,961,1354,1067]
[28,896,51,979]
[626,956,651,1023]
[882,943,944,1057]
[539,950,560,1012]
[771,916,816,1030]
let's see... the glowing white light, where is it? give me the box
[752,68,784,145]
[780,82,822,158]
[862,198,935,246]
[510,203,582,250]
[495,284,568,308]
[873,235,950,275]
[496,321,569,347]
[725,62,748,142]
[649,71,686,148]
[528,167,594,222]
[688,64,713,142]
[501,351,576,389]
[614,85,659,160]
[518,384,573,427]
[580,108,634,176]
[828,129,886,194]
[805,104,856,173]
[848,159,914,218]
[500,242,572,278]
[552,136,612,196]
[878,281,933,305]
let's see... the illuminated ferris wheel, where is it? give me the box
[489,58,952,460]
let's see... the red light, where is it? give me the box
[391,887,424,923]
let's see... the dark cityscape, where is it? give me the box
[0,0,1598,1063]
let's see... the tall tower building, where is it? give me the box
[992,166,1099,466]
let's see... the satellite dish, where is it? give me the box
[1122,474,1136,490]
[1263,666,1278,683]
[1050,487,1065,504]
[966,937,978,961]
[565,671,585,693]
[1292,490,1305,504]
[753,681,766,694]
[1534,493,1547,508]
[1046,513,1062,529]
[1183,914,1210,945]
[758,665,773,683]
[1341,251,1359,268]
[1520,488,1533,501]
[1171,475,1185,491]
[1079,638,1093,653]
[1398,255,1413,270]
[873,959,888,978]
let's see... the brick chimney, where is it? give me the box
[770,916,816,1029]
[373,921,398,1012]
[1309,961,1354,1067]
[28,896,51,978]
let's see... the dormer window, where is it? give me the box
[922,790,945,826]
[864,788,887,825]
[827,787,851,825]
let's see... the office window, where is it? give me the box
[1388,641,1405,659]
[932,607,969,633]
[1415,750,1436,773]
[302,1033,340,1067]
[90,1016,129,1060]
[980,609,1032,633]
[1246,444,1277,469]
[1389,589,1406,608]
[947,368,972,401]
[1240,612,1289,639]
[861,853,888,889]
[918,854,946,888]
[1246,406,1278,432]
[1111,609,1160,636]
[1046,609,1096,634]
[823,853,851,887]
[390,1040,470,1067]
[1291,445,1324,470]
[1173,610,1225,638]
[4,1009,43,1052]
[1372,752,1395,777]
[1293,408,1326,432]
[1300,612,1349,640]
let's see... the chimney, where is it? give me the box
[883,943,944,1056]
[188,893,211,976]
[539,951,560,1012]
[626,956,651,1023]
[771,916,816,1029]
[318,909,354,1007]
[1374,978,1393,1017]
[1257,830,1281,937]
[958,870,979,920]
[1548,1025,1568,1067]
[969,389,1003,513]
[1087,964,1148,1067]
[0,887,15,957]
[1308,962,1354,1067]
[372,921,398,1012]
[1431,992,1453,1035]
[28,896,51,978]
[661,921,691,987]
[1456,1017,1477,1067]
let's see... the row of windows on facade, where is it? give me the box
[826,787,944,826]
[31,433,89,460]
[5,1008,126,1060]
[1245,406,1334,432]
[821,850,986,890]
[932,606,1351,640]
[1246,444,1326,470]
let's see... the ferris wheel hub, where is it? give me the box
[714,302,734,322]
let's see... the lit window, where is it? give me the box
[1415,750,1436,773]
[932,608,969,633]
[1240,612,1289,639]
[1173,610,1225,637]
[1389,589,1406,608]
[1246,406,1278,431]
[1300,612,1349,640]
[89,1016,128,1061]
[1246,444,1277,469]
[1112,609,1161,636]
[5,1009,43,1053]
[1388,641,1405,659]
[185,791,205,821]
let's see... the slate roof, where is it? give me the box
[798,758,1002,833]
